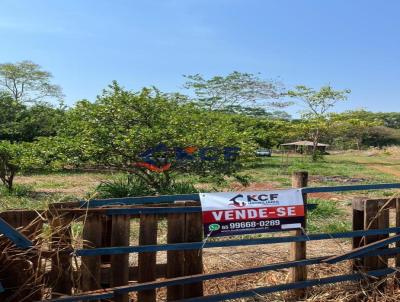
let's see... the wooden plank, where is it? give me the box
[137,214,158,302]
[81,194,200,208]
[50,214,73,297]
[290,171,308,299]
[110,215,130,302]
[183,201,203,298]
[81,214,103,299]
[101,216,112,266]
[363,199,379,270]
[377,200,389,271]
[166,211,185,301]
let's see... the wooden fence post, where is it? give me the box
[363,199,389,289]
[290,171,308,298]
[138,214,158,302]
[183,201,203,298]
[81,214,103,300]
[50,212,73,297]
[111,215,131,302]
[376,200,389,270]
[363,200,380,271]
[166,210,185,301]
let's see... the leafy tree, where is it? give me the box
[330,110,382,149]
[0,92,25,141]
[288,85,351,160]
[0,92,65,142]
[0,60,63,103]
[183,71,289,111]
[362,126,400,147]
[0,141,20,191]
[374,112,400,129]
[55,82,256,191]
[18,102,65,141]
[0,141,40,191]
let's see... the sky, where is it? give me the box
[0,0,399,115]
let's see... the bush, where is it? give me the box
[0,141,21,191]
[96,174,198,198]
[96,175,153,198]
[0,184,33,197]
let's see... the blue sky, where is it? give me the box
[1,0,399,115]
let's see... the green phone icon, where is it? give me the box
[209,224,220,231]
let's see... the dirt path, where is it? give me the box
[350,156,400,179]
[367,164,400,179]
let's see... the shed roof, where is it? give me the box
[281,140,329,147]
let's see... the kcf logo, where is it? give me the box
[134,143,240,172]
[228,193,280,208]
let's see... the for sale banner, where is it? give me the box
[200,189,305,237]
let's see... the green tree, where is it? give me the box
[0,60,63,103]
[374,112,400,129]
[330,110,382,149]
[55,82,256,191]
[183,71,289,111]
[362,126,400,147]
[288,85,351,160]
[0,92,25,141]
[0,91,65,142]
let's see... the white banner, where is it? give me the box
[200,189,305,237]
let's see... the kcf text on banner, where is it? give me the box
[200,189,305,237]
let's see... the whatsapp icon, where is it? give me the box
[208,224,221,231]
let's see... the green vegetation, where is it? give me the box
[96,173,198,198]
[307,198,351,233]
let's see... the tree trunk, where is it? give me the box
[311,129,320,161]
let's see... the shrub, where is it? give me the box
[0,141,21,191]
[96,174,198,198]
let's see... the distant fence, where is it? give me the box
[1,174,400,301]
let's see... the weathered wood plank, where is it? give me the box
[138,214,158,302]
[50,214,73,297]
[183,201,203,298]
[290,171,308,299]
[81,214,103,300]
[166,211,185,301]
[110,215,130,302]
[363,200,380,271]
